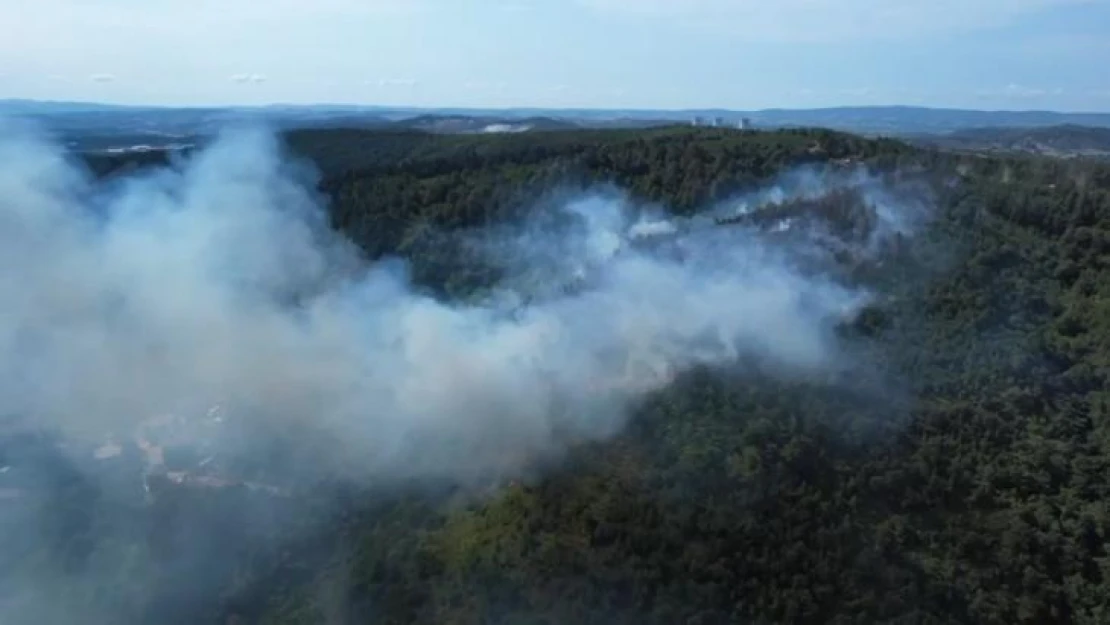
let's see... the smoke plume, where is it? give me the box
[0,120,942,623]
[0,124,933,488]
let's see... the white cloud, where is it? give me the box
[574,0,1097,42]
[375,78,418,88]
[463,80,509,92]
[89,73,115,83]
[975,83,1065,99]
[230,73,267,84]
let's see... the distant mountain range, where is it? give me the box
[4,98,1110,153]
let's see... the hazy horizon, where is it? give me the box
[5,97,1110,116]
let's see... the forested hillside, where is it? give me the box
[41,126,1110,624]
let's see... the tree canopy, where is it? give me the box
[32,126,1110,624]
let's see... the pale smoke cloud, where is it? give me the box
[0,123,923,489]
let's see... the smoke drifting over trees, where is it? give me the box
[11,121,1105,624]
[0,124,927,488]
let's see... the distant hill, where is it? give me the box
[737,106,1110,134]
[5,99,1110,140]
[0,98,170,115]
[392,115,581,134]
[911,124,1110,158]
[354,105,1110,134]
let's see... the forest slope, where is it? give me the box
[17,126,1110,625]
[302,128,1110,625]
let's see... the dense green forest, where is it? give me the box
[32,126,1110,624]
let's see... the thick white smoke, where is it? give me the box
[0,123,918,489]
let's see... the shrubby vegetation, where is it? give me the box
[46,126,1110,623]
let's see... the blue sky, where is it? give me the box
[2,0,1108,111]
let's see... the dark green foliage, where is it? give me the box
[54,127,1110,624]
